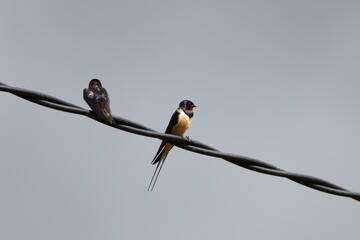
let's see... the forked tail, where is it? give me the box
[147,159,166,191]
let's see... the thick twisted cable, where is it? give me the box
[1,82,359,202]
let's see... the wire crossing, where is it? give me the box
[1,82,359,202]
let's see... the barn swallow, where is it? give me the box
[148,99,196,191]
[83,79,114,124]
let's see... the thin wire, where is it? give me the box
[1,82,359,202]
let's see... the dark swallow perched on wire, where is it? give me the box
[83,79,114,124]
[148,99,196,191]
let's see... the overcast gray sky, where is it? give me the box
[1,1,360,239]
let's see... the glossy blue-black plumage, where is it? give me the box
[152,100,196,164]
[148,99,196,191]
[83,79,114,124]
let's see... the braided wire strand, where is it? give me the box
[1,82,359,202]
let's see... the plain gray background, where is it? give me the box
[1,1,360,239]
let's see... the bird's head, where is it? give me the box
[179,100,196,111]
[89,79,102,87]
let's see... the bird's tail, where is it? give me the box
[147,159,166,191]
[148,144,173,191]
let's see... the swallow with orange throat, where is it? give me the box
[148,99,196,191]
[83,79,114,124]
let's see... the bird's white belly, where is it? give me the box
[172,110,192,136]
